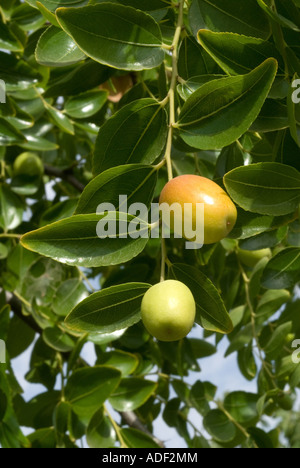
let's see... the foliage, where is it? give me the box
[0,0,300,449]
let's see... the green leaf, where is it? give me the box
[178,36,221,80]
[224,163,300,216]
[256,289,291,321]
[120,428,160,448]
[109,377,157,411]
[0,20,24,52]
[170,263,233,334]
[261,247,300,289]
[20,213,150,268]
[65,366,121,423]
[198,30,283,75]
[53,278,88,317]
[177,59,277,150]
[190,0,271,39]
[97,350,139,376]
[203,409,236,443]
[189,381,210,416]
[86,408,116,449]
[11,4,46,31]
[75,165,158,215]
[44,102,74,135]
[257,0,300,32]
[65,282,150,333]
[93,99,167,174]
[263,322,292,359]
[0,119,25,146]
[64,90,108,119]
[224,391,259,427]
[26,0,89,11]
[56,4,165,71]
[0,184,24,231]
[36,26,86,67]
[43,327,75,352]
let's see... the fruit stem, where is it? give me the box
[160,237,167,282]
[164,0,185,182]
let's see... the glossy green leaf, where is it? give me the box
[0,20,24,52]
[170,263,233,334]
[44,102,74,135]
[120,428,160,448]
[43,327,75,352]
[224,163,300,216]
[65,282,150,333]
[177,59,277,150]
[97,350,139,376]
[11,4,45,31]
[64,90,108,119]
[0,184,23,231]
[93,98,167,174]
[261,247,300,289]
[263,322,293,359]
[257,0,300,32]
[190,0,271,39]
[256,289,291,320]
[53,278,88,317]
[65,366,121,422]
[0,119,25,146]
[177,75,225,101]
[109,377,157,411]
[20,213,150,268]
[36,26,86,67]
[198,30,283,75]
[203,409,236,443]
[224,392,259,427]
[25,0,89,11]
[86,408,116,448]
[56,4,165,71]
[178,36,221,80]
[76,165,157,215]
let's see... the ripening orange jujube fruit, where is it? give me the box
[159,174,237,244]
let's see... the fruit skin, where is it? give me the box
[237,247,272,268]
[159,175,237,244]
[141,280,196,342]
[13,152,44,177]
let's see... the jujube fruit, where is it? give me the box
[141,280,196,342]
[13,152,44,178]
[159,175,237,244]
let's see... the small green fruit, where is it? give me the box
[141,280,196,342]
[13,152,44,177]
[237,247,272,268]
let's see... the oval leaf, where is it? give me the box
[65,366,121,422]
[109,377,157,412]
[56,4,165,71]
[36,26,86,67]
[93,99,167,174]
[65,283,151,333]
[170,263,233,334]
[224,163,300,216]
[177,59,277,150]
[261,247,300,289]
[20,213,150,268]
[76,164,158,214]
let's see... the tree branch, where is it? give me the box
[44,164,85,193]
